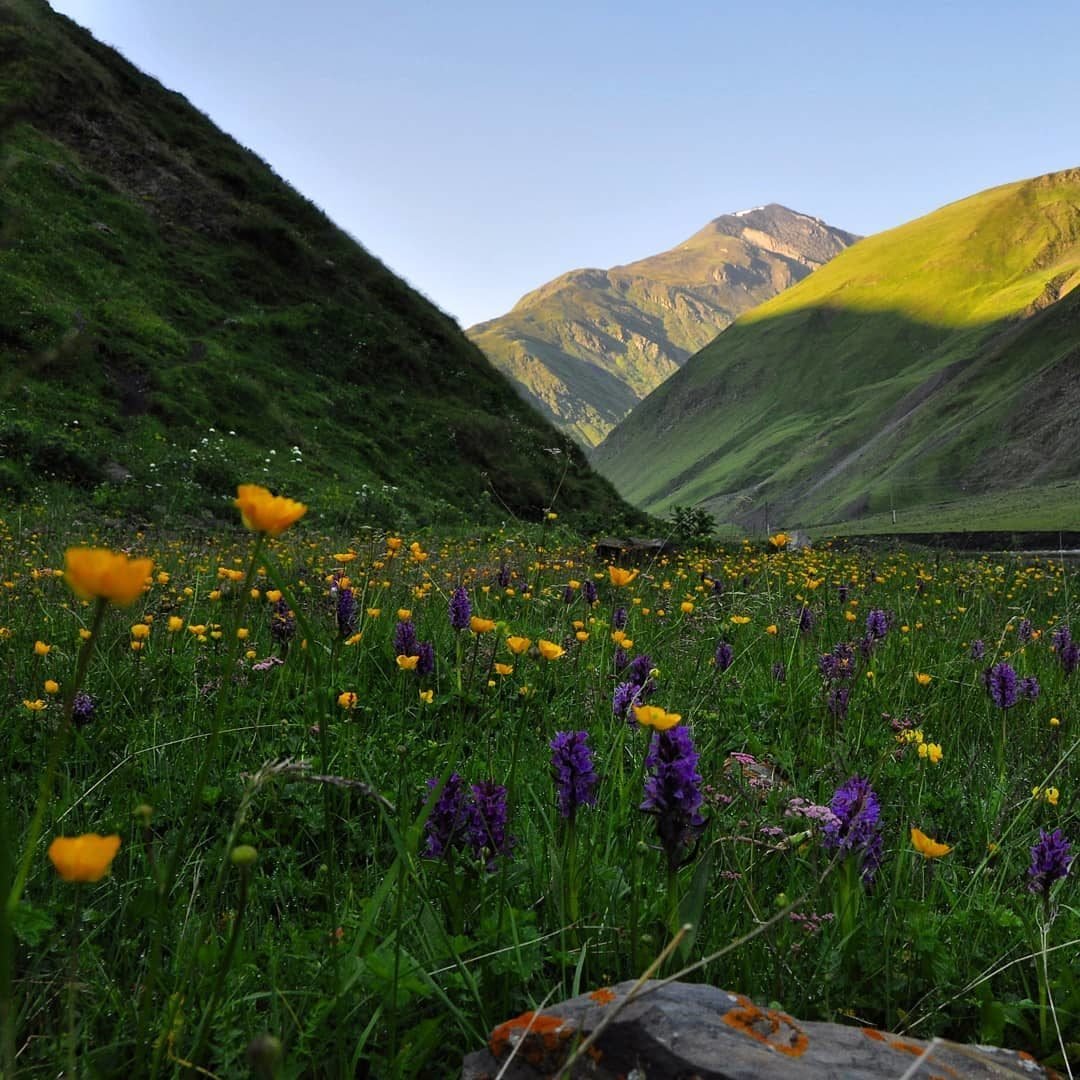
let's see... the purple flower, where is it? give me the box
[822,775,882,883]
[336,587,356,637]
[1062,642,1080,677]
[819,642,855,682]
[497,563,512,588]
[613,648,629,672]
[1052,624,1072,652]
[714,641,734,672]
[710,577,724,596]
[72,691,96,728]
[613,681,642,723]
[626,653,654,689]
[550,731,598,819]
[641,726,706,872]
[798,606,815,633]
[1028,829,1072,895]
[416,641,435,677]
[865,609,889,640]
[394,620,419,657]
[985,662,1018,709]
[612,606,628,631]
[826,686,850,719]
[771,661,787,684]
[469,781,512,869]
[449,586,471,630]
[582,580,598,605]
[1017,618,1033,644]
[970,639,986,662]
[785,797,840,829]
[1019,675,1040,701]
[562,585,576,605]
[423,773,470,858]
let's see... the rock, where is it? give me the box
[462,980,1055,1079]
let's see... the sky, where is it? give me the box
[49,0,1080,328]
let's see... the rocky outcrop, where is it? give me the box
[462,980,1057,1079]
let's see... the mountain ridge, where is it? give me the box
[468,205,858,445]
[592,168,1080,530]
[0,0,640,530]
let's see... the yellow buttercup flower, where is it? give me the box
[608,566,639,587]
[469,616,496,634]
[23,699,46,712]
[633,705,682,731]
[64,548,153,607]
[768,533,789,549]
[337,691,358,709]
[680,601,694,614]
[48,834,121,883]
[396,654,420,670]
[167,616,184,633]
[419,689,434,704]
[537,639,565,660]
[1032,786,1060,807]
[494,663,514,676]
[506,636,532,655]
[130,623,150,640]
[234,484,307,536]
[33,640,52,656]
[915,672,932,686]
[397,609,412,620]
[910,827,952,859]
[44,679,60,695]
[765,624,778,636]
[730,615,751,625]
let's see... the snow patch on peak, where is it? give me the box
[732,206,765,217]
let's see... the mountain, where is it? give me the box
[0,0,640,530]
[593,169,1080,531]
[467,206,858,446]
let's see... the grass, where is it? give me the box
[0,491,1078,1076]
[595,168,1080,530]
[0,0,638,534]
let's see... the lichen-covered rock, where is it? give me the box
[462,980,1057,1079]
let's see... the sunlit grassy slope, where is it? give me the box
[0,0,640,530]
[594,169,1080,530]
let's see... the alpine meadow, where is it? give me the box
[1,1,1078,1078]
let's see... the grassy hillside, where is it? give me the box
[0,0,641,531]
[594,169,1080,530]
[469,206,856,445]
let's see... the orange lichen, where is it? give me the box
[722,1001,809,1058]
[589,987,617,1005]
[488,1010,576,1068]
[862,1027,886,1042]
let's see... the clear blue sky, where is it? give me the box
[50,0,1080,328]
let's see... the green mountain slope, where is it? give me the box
[467,206,857,446]
[593,169,1080,530]
[0,0,639,530]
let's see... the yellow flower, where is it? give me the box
[48,834,121,883]
[537,639,565,660]
[44,679,60,695]
[546,512,558,521]
[33,640,52,656]
[607,566,639,587]
[730,615,751,625]
[1050,716,1061,727]
[765,624,778,636]
[345,632,363,646]
[332,552,356,562]
[64,548,153,607]
[236,628,249,640]
[78,628,92,641]
[167,616,184,633]
[469,616,496,634]
[386,537,403,552]
[575,631,589,642]
[234,484,307,536]
[23,699,46,711]
[396,654,420,670]
[506,636,532,655]
[917,742,943,764]
[266,589,283,603]
[397,608,412,620]
[494,662,514,676]
[1032,786,1060,807]
[633,705,682,731]
[419,689,434,705]
[366,608,381,619]
[680,601,694,614]
[337,691,358,709]
[844,610,857,622]
[915,672,932,686]
[188,624,207,636]
[768,532,789,549]
[130,623,150,640]
[910,827,952,859]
